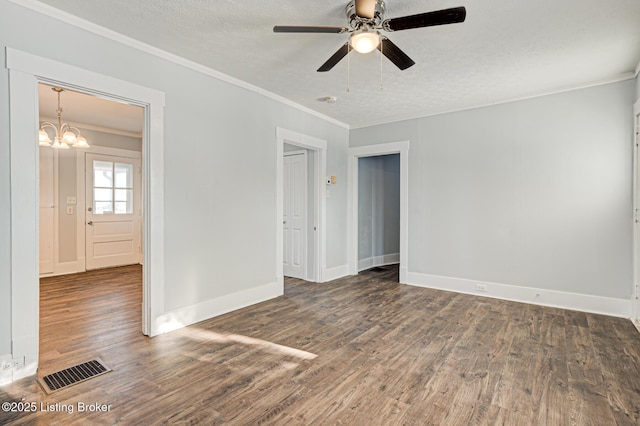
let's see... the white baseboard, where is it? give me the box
[358,253,400,272]
[39,259,84,278]
[406,272,631,318]
[0,349,37,385]
[153,281,281,335]
[323,264,349,282]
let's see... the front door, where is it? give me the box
[283,152,307,279]
[85,153,141,270]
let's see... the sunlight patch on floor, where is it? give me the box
[184,328,317,360]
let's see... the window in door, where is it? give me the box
[93,160,133,215]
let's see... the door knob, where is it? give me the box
[87,221,94,226]
[88,207,93,212]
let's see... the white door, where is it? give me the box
[283,152,307,279]
[39,147,55,274]
[85,153,141,270]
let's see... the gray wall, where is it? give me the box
[0,0,348,354]
[636,74,640,102]
[358,154,400,264]
[351,80,635,299]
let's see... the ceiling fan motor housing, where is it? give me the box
[346,0,386,29]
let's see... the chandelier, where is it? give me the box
[38,87,90,149]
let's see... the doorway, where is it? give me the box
[7,48,165,379]
[283,149,308,280]
[38,83,144,276]
[348,141,410,283]
[357,154,400,275]
[633,98,640,327]
[276,127,327,286]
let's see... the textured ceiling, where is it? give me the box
[32,0,640,128]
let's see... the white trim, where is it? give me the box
[76,149,86,272]
[633,100,640,325]
[154,281,281,335]
[39,260,84,277]
[276,127,327,284]
[348,141,410,283]
[323,264,350,282]
[8,0,348,130]
[350,73,636,129]
[406,272,631,318]
[358,253,400,272]
[6,48,165,380]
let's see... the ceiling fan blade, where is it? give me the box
[355,0,376,19]
[382,6,466,32]
[378,37,415,70]
[317,43,350,72]
[273,26,348,34]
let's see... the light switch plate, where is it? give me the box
[66,196,77,205]
[66,206,73,215]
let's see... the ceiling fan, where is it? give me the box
[274,0,466,72]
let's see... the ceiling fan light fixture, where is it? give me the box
[350,29,380,54]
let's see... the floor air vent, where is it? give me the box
[38,358,112,394]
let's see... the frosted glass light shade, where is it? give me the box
[350,30,380,54]
[72,135,90,148]
[51,138,70,149]
[38,129,52,146]
[62,130,77,143]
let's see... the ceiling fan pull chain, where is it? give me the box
[347,43,351,93]
[380,40,383,91]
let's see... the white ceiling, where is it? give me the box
[38,83,144,135]
[34,0,640,128]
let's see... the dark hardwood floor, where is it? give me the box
[1,265,640,425]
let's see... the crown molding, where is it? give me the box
[9,0,350,130]
[350,72,636,129]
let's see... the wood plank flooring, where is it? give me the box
[1,265,640,425]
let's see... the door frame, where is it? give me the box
[7,48,165,379]
[283,150,308,280]
[348,141,410,283]
[276,127,327,286]
[633,98,640,327]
